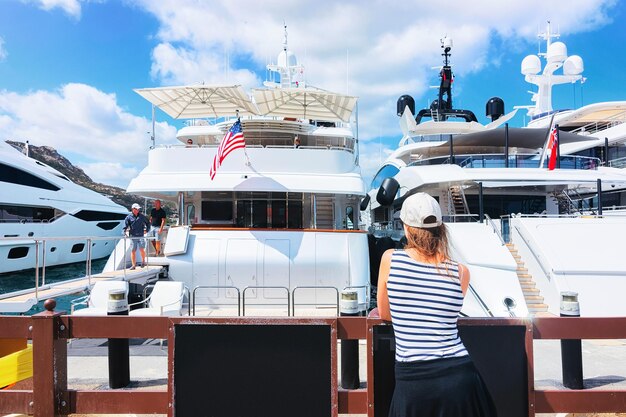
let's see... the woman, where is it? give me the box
[377,192,497,417]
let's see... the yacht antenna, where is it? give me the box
[438,36,454,115]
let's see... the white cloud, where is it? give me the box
[0,83,178,187]
[0,37,7,61]
[114,0,618,189]
[132,0,615,144]
[78,162,140,188]
[22,0,84,18]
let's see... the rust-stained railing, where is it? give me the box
[2,300,626,416]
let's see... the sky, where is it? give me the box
[0,0,625,188]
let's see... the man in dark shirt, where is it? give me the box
[124,203,150,269]
[149,199,167,256]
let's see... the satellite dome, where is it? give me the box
[521,55,541,75]
[277,50,298,68]
[547,41,567,64]
[563,55,584,75]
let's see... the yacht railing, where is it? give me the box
[608,156,626,168]
[408,153,601,170]
[291,286,340,316]
[484,214,506,245]
[161,141,355,153]
[0,235,156,303]
[569,110,626,136]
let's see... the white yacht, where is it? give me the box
[103,30,370,315]
[0,140,128,274]
[366,29,626,317]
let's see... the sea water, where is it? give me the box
[0,258,108,314]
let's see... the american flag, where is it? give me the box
[210,119,245,180]
[546,126,559,171]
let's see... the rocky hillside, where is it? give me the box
[7,140,146,211]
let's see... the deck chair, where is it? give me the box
[129,281,185,317]
[71,280,129,316]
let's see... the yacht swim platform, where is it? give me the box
[0,265,164,314]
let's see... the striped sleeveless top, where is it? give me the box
[388,250,468,362]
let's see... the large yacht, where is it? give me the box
[103,30,370,315]
[366,27,626,317]
[0,140,128,274]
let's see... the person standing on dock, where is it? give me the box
[124,203,150,270]
[376,193,497,417]
[148,199,167,256]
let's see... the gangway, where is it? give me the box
[0,266,163,314]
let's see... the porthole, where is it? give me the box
[28,232,34,237]
[71,243,85,253]
[8,247,29,259]
[50,247,57,252]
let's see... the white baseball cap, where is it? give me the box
[400,192,442,228]
[131,203,141,210]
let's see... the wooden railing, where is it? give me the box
[2,301,626,416]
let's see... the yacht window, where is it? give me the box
[96,221,121,230]
[71,243,85,253]
[201,201,233,222]
[227,192,303,229]
[287,200,303,229]
[0,163,60,191]
[8,247,29,259]
[73,210,126,221]
[0,205,58,222]
[236,200,268,228]
[370,165,400,189]
[271,200,287,228]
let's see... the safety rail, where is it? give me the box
[0,235,157,308]
[241,286,290,316]
[2,305,626,416]
[291,286,340,316]
[484,213,506,245]
[192,286,241,316]
[190,285,370,317]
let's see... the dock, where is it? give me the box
[0,266,164,313]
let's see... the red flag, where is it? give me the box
[546,127,559,171]
[210,119,245,180]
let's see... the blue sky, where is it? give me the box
[0,0,624,187]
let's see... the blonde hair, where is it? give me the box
[403,221,450,263]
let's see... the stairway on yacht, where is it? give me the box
[505,243,550,316]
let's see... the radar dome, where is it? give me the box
[547,41,567,64]
[278,50,298,68]
[563,55,584,75]
[521,55,541,75]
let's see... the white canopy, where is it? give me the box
[134,85,258,119]
[253,87,358,122]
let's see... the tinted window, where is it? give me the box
[71,243,85,253]
[96,221,121,230]
[73,210,127,221]
[0,205,58,222]
[370,165,400,189]
[201,201,233,221]
[8,247,29,259]
[0,163,60,191]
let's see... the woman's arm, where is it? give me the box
[458,263,470,296]
[376,249,394,322]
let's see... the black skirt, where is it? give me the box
[389,355,497,417]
